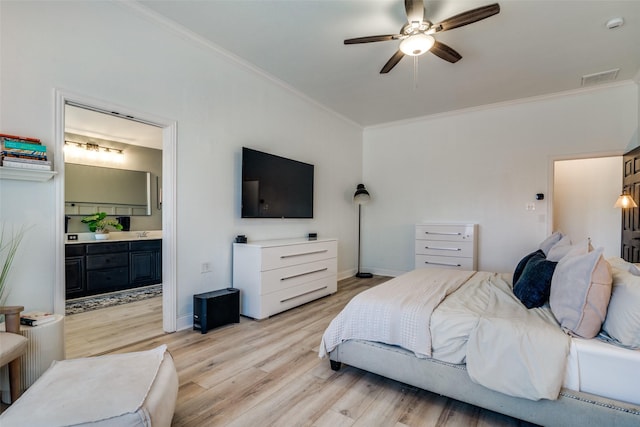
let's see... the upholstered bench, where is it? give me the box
[0,345,178,427]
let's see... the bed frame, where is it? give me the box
[329,340,640,427]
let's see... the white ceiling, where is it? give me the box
[68,1,640,145]
[136,0,640,127]
[65,105,163,150]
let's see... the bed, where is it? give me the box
[319,235,640,426]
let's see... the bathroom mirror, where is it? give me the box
[65,163,151,216]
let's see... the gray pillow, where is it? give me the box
[602,266,640,348]
[549,248,612,339]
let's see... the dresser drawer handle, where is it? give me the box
[424,246,461,251]
[424,231,462,236]
[280,249,328,259]
[424,261,462,267]
[281,268,328,281]
[280,285,328,303]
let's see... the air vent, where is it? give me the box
[581,69,619,87]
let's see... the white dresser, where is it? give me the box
[415,224,477,270]
[232,238,338,320]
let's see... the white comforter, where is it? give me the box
[320,268,571,401]
[320,268,474,359]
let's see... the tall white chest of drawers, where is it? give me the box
[415,224,477,270]
[233,238,338,320]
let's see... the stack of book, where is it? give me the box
[0,133,52,170]
[20,311,57,327]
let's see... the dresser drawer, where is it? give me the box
[65,244,86,257]
[260,259,337,295]
[86,253,129,270]
[261,275,337,317]
[261,241,337,271]
[414,240,474,258]
[415,254,474,270]
[415,224,475,242]
[129,239,161,251]
[86,267,129,291]
[86,242,129,255]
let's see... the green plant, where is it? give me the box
[81,212,123,233]
[0,225,28,306]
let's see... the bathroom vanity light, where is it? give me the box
[64,140,124,163]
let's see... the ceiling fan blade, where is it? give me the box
[380,50,405,74]
[404,0,424,23]
[344,35,399,44]
[436,3,500,32]
[430,41,462,63]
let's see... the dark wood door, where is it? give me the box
[129,240,161,286]
[621,146,640,261]
[130,250,159,285]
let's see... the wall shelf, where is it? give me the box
[0,166,57,182]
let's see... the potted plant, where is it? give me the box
[0,225,28,307]
[81,212,123,240]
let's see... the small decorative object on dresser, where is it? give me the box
[415,223,477,270]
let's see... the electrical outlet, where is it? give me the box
[67,234,78,241]
[201,262,211,274]
[526,203,536,211]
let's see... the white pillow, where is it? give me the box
[547,236,593,262]
[546,238,592,262]
[602,266,640,348]
[550,248,612,339]
[538,232,564,256]
[607,257,640,276]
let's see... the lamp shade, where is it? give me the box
[353,184,371,205]
[399,34,435,56]
[614,193,638,208]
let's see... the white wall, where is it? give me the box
[0,2,363,320]
[362,84,638,275]
[553,157,622,259]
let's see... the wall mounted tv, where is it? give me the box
[241,147,314,218]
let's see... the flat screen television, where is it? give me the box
[241,147,314,218]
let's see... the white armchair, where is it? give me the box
[0,306,27,404]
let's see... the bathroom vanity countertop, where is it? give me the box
[65,231,162,244]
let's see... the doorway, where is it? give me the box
[553,156,621,259]
[54,90,177,355]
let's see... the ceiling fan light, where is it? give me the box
[399,34,435,56]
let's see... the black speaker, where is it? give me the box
[193,288,240,334]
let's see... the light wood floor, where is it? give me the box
[62,276,534,426]
[65,295,164,358]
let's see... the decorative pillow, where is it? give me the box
[607,257,640,276]
[538,232,564,256]
[545,235,572,260]
[513,251,557,308]
[602,266,640,348]
[549,248,612,338]
[512,249,545,285]
[546,238,592,262]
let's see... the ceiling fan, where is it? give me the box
[344,0,500,74]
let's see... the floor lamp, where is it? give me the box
[354,184,373,278]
